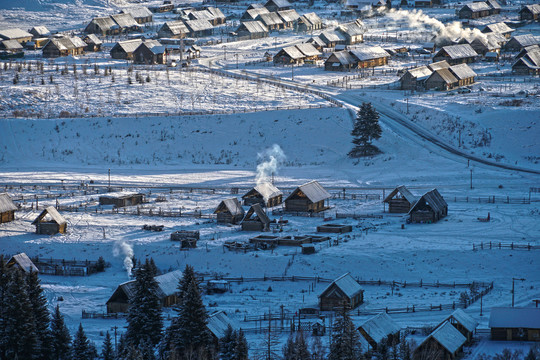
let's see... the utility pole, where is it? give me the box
[108,168,111,192]
[512,278,525,307]
[291,63,294,81]
[406,98,409,114]
[470,168,473,190]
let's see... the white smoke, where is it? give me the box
[385,8,486,45]
[113,241,134,277]
[255,144,286,186]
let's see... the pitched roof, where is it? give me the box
[446,309,479,333]
[0,40,23,51]
[122,7,152,19]
[32,206,67,226]
[462,2,491,12]
[320,30,346,43]
[161,21,189,36]
[404,66,433,81]
[238,20,268,34]
[111,13,139,28]
[214,198,244,216]
[521,3,540,15]
[264,0,292,9]
[244,7,270,19]
[248,182,283,200]
[185,19,214,32]
[337,21,365,37]
[258,12,284,26]
[277,9,300,22]
[287,180,331,203]
[319,273,363,299]
[300,12,322,26]
[44,36,86,51]
[449,63,477,80]
[112,39,143,53]
[0,28,32,40]
[0,193,17,213]
[482,22,513,34]
[207,311,237,339]
[507,34,539,48]
[425,321,467,354]
[111,269,183,301]
[409,189,448,213]
[428,60,451,71]
[279,45,305,59]
[296,43,321,57]
[485,0,501,10]
[29,26,50,36]
[350,46,389,61]
[327,50,356,65]
[489,307,540,329]
[357,313,401,344]
[89,16,117,31]
[7,253,39,273]
[437,44,478,59]
[308,36,326,47]
[189,9,215,21]
[520,48,540,67]
[242,203,271,225]
[383,185,418,204]
[84,34,102,45]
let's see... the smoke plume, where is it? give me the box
[385,8,486,45]
[255,144,286,186]
[113,241,134,277]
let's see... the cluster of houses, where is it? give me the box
[383,185,448,223]
[400,60,477,91]
[324,45,390,71]
[512,44,540,74]
[156,6,226,39]
[458,0,501,19]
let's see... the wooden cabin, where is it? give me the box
[285,180,330,213]
[408,189,448,223]
[7,253,39,273]
[357,313,401,350]
[320,30,346,48]
[489,307,540,341]
[106,270,182,313]
[319,273,364,311]
[32,206,67,235]
[187,45,201,59]
[425,68,458,90]
[42,37,86,58]
[482,22,514,39]
[297,12,323,32]
[505,34,539,52]
[207,311,237,347]
[241,204,271,232]
[470,35,501,56]
[121,7,153,24]
[110,39,143,60]
[264,0,291,12]
[325,50,357,71]
[278,9,300,29]
[0,193,17,224]
[184,19,214,38]
[458,2,491,19]
[242,182,283,207]
[485,0,501,14]
[512,48,540,75]
[29,26,50,39]
[519,4,540,21]
[400,66,433,90]
[350,46,390,68]
[438,309,478,344]
[274,45,305,64]
[413,321,467,360]
[257,12,284,31]
[0,28,33,44]
[236,21,269,39]
[214,198,245,224]
[336,21,365,45]
[85,17,119,36]
[383,186,418,213]
[83,34,102,52]
[99,192,144,207]
[448,63,477,87]
[133,41,166,65]
[206,7,227,25]
[433,44,478,65]
[150,3,174,13]
[158,21,190,39]
[110,13,140,33]
[241,7,269,21]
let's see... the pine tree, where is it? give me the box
[101,331,114,360]
[72,323,94,360]
[220,325,236,360]
[26,270,53,360]
[234,329,249,360]
[283,331,310,360]
[348,102,382,158]
[329,306,363,360]
[51,305,71,360]
[311,335,327,360]
[125,258,163,348]
[283,335,296,360]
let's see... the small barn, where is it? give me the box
[319,273,364,311]
[85,17,119,36]
[458,2,491,19]
[512,48,540,75]
[0,28,33,44]
[7,253,39,273]
[29,26,51,38]
[99,192,145,207]
[408,189,448,223]
[439,309,478,344]
[214,198,245,224]
[425,68,458,90]
[350,46,390,68]
[470,35,501,56]
[242,182,283,207]
[187,45,201,59]
[185,19,214,37]
[236,21,269,39]
[133,41,166,65]
[42,37,86,58]
[32,206,67,235]
[110,39,143,60]
[519,4,540,21]
[481,22,514,39]
[106,270,182,313]
[357,312,401,350]
[307,36,326,51]
[0,193,17,224]
[504,34,539,52]
[489,307,540,341]
[0,39,23,54]
[448,63,477,87]
[83,34,102,52]
[297,12,323,32]
[383,186,418,213]
[207,311,237,346]
[413,321,467,360]
[400,66,433,90]
[264,0,292,12]
[433,44,478,65]
[241,204,271,232]
[122,7,153,24]
[285,180,330,213]
[325,50,357,71]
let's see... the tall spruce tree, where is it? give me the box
[283,331,310,360]
[234,329,249,360]
[329,306,363,360]
[348,102,383,158]
[125,258,163,349]
[101,331,115,360]
[26,270,53,360]
[220,325,236,360]
[72,323,95,360]
[51,305,71,360]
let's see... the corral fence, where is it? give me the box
[30,256,108,276]
[55,204,216,219]
[81,310,127,319]
[473,242,540,251]
[450,196,531,204]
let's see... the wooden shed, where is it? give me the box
[512,48,540,75]
[2,40,25,54]
[383,185,418,213]
[438,309,478,344]
[7,253,39,273]
[99,192,145,207]
[241,204,271,232]
[106,270,182,313]
[448,63,476,87]
[236,21,269,39]
[320,30,346,48]
[0,28,33,44]
[257,12,284,31]
[214,198,245,224]
[505,34,539,52]
[357,312,401,350]
[242,182,283,207]
[425,68,458,91]
[110,13,141,33]
[110,39,143,59]
[319,273,364,311]
[413,321,467,360]
[83,34,102,52]
[206,7,227,25]
[29,26,50,39]
[274,45,305,64]
[400,66,433,90]
[42,36,86,58]
[121,7,153,24]
[184,19,214,38]
[285,180,330,213]
[158,21,190,39]
[489,307,540,341]
[433,44,478,65]
[133,41,166,65]
[408,189,448,223]
[297,12,323,32]
[325,50,357,71]
[241,7,269,21]
[458,2,491,19]
[85,17,119,36]
[0,193,17,224]
[350,46,390,68]
[32,206,67,235]
[278,9,300,29]
[336,21,365,45]
[481,22,514,39]
[264,0,291,12]
[519,4,540,21]
[207,311,237,347]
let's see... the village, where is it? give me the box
[0,0,540,358]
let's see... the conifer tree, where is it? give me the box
[348,102,382,158]
[72,323,95,360]
[51,305,71,360]
[0,256,9,358]
[329,306,363,360]
[101,331,114,360]
[26,270,53,360]
[311,335,327,360]
[220,325,236,360]
[234,329,249,360]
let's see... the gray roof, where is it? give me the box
[521,4,540,15]
[45,36,86,51]
[308,36,326,47]
[321,30,346,43]
[437,44,478,59]
[32,206,67,226]
[429,68,457,84]
[207,311,237,339]
[1,40,23,50]
[0,193,17,213]
[8,253,39,273]
[449,63,477,80]
[189,9,215,21]
[446,309,478,333]
[279,45,305,59]
[508,34,539,48]
[521,49,540,67]
[327,50,356,65]
[215,198,244,216]
[84,34,102,45]
[244,8,270,20]
[409,189,448,214]
[113,39,143,53]
[296,43,321,57]
[185,19,214,32]
[429,60,451,71]
[242,203,271,225]
[251,182,283,200]
[357,313,401,344]
[383,185,418,204]
[238,20,268,34]
[462,2,491,12]
[265,0,292,9]
[486,0,501,10]
[489,307,540,329]
[287,180,330,203]
[0,28,32,40]
[337,21,365,37]
[320,273,363,299]
[100,191,142,199]
[300,12,322,27]
[89,16,117,31]
[114,270,183,301]
[111,13,139,28]
[160,21,189,36]
[258,12,284,26]
[404,66,433,81]
[277,9,300,22]
[29,26,50,36]
[122,7,152,19]
[350,46,389,61]
[206,7,226,19]
[483,22,513,34]
[425,321,467,354]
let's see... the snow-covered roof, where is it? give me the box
[437,44,478,59]
[337,21,365,37]
[258,12,284,26]
[113,39,143,53]
[482,22,513,34]
[521,3,540,15]
[300,12,322,27]
[32,206,67,226]
[350,46,389,61]
[214,198,245,216]
[207,311,237,339]
[308,36,326,47]
[161,21,189,36]
[115,269,183,300]
[89,16,117,31]
[327,50,356,65]
[189,9,215,21]
[319,273,363,299]
[84,34,102,45]
[486,0,501,10]
[296,43,321,57]
[0,39,23,50]
[515,48,540,67]
[409,189,448,213]
[445,309,479,333]
[471,35,501,51]
[29,26,50,37]
[0,28,32,40]
[449,63,477,80]
[111,13,139,28]
[287,180,330,203]
[242,203,271,225]
[264,0,291,9]
[244,7,269,20]
[206,7,226,19]
[404,66,433,81]
[429,60,450,71]
[238,20,268,34]
[279,45,304,59]
[321,30,346,43]
[508,34,539,48]
[185,19,214,32]
[122,7,152,19]
[424,321,467,354]
[251,182,283,200]
[489,307,540,329]
[277,9,299,22]
[7,253,39,273]
[357,313,401,344]
[100,191,142,199]
[383,185,418,204]
[462,2,491,12]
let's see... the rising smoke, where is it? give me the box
[385,8,486,45]
[113,241,134,277]
[255,144,286,186]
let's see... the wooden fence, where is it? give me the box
[30,256,108,276]
[473,242,540,251]
[450,196,530,204]
[81,310,127,319]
